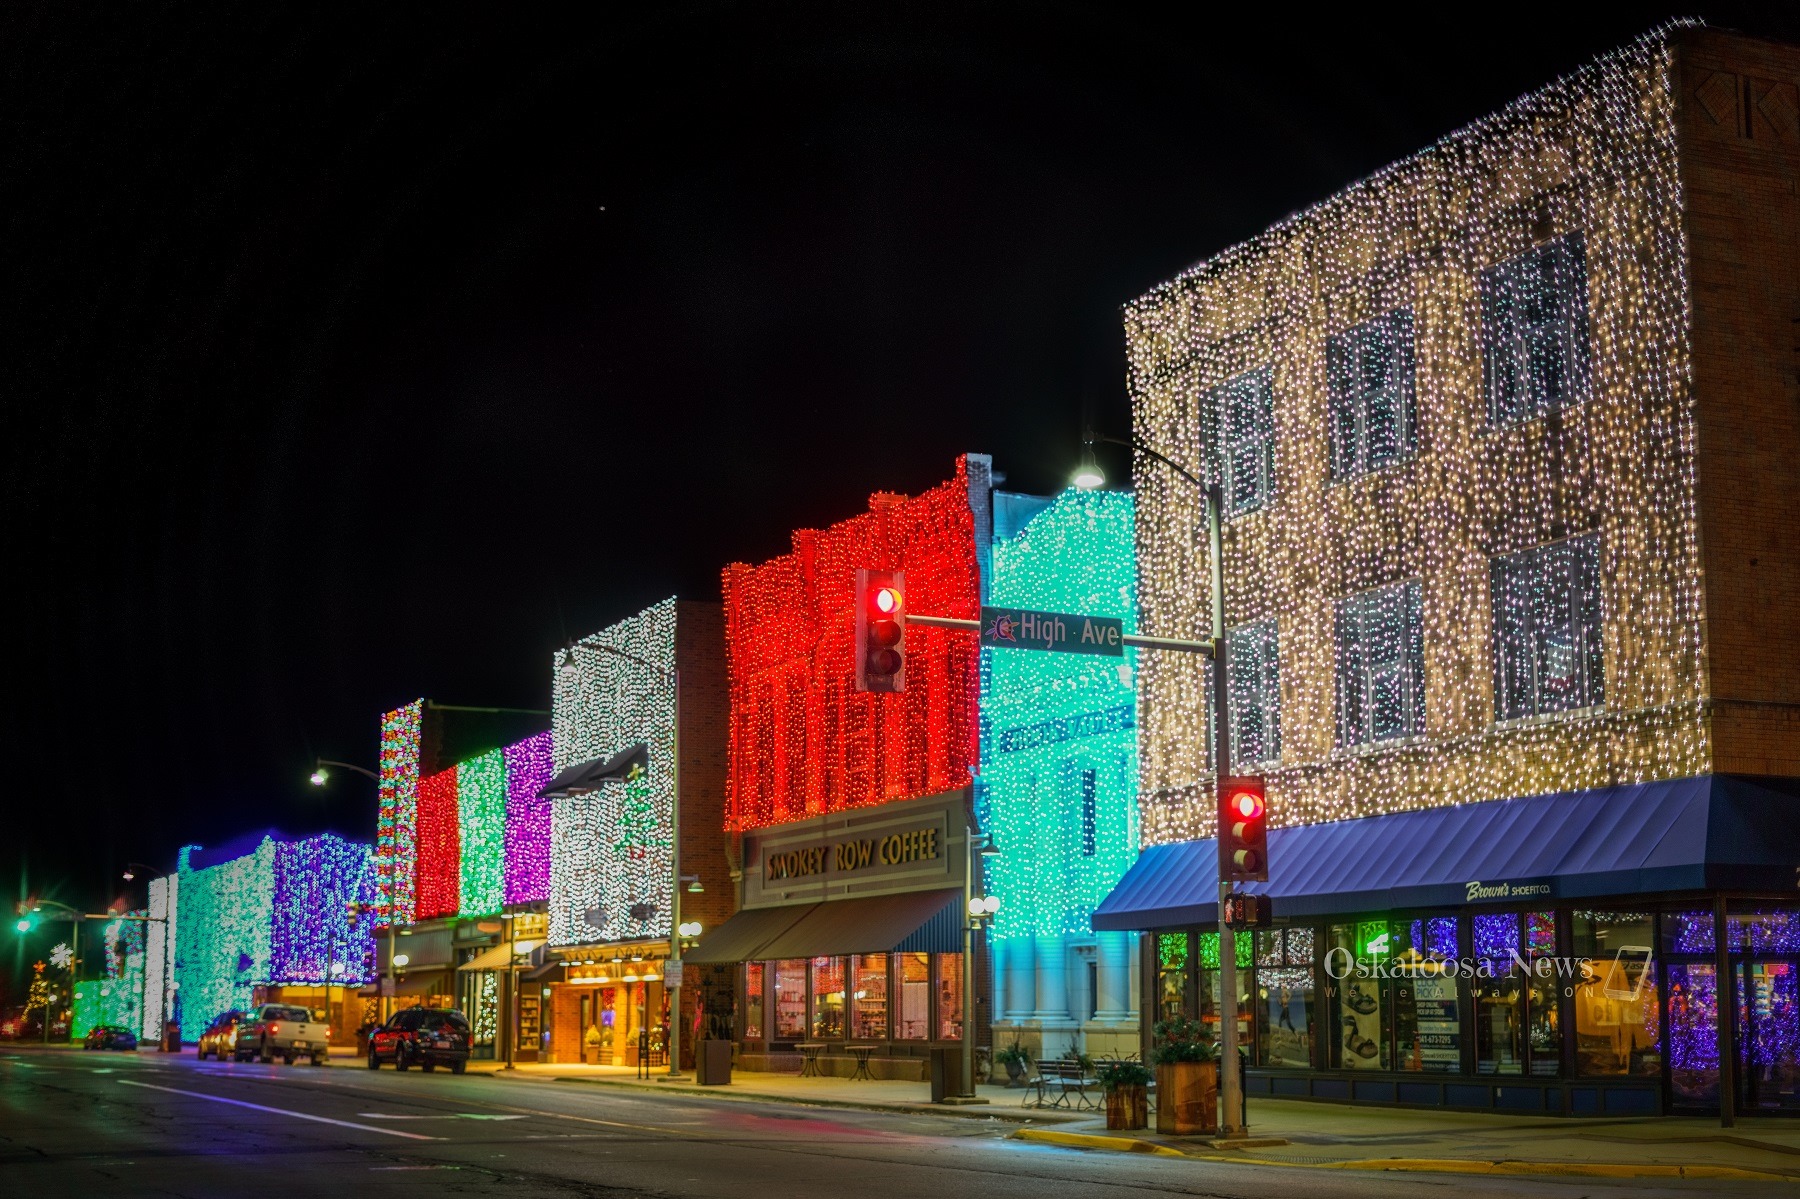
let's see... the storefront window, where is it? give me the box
[1195,931,1251,1050]
[1393,916,1460,1073]
[1255,930,1314,1068]
[1728,910,1800,954]
[1156,933,1189,1023]
[1329,922,1388,1070]
[850,954,888,1040]
[935,953,963,1040]
[1570,910,1656,1076]
[743,963,765,1041]
[1668,961,1720,1107]
[896,953,930,1040]
[773,959,807,1038]
[812,956,845,1039]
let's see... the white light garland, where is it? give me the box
[1126,25,1706,844]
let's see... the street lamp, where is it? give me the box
[1074,428,1245,1138]
[117,865,175,1050]
[310,758,381,786]
[559,639,690,1080]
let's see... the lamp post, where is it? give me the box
[310,757,394,1025]
[558,640,691,1079]
[118,865,172,1048]
[1075,430,1245,1138]
[957,832,1002,1101]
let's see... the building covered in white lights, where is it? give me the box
[1096,23,1800,1119]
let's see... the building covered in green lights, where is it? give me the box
[981,487,1140,1061]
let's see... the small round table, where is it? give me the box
[845,1044,878,1081]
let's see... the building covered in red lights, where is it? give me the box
[689,455,998,1080]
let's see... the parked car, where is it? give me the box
[84,1024,138,1051]
[234,1003,329,1066]
[196,1010,248,1061]
[367,1007,471,1073]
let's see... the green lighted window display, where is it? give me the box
[981,489,1137,944]
[458,747,508,917]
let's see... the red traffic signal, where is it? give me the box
[854,568,907,692]
[1219,775,1269,882]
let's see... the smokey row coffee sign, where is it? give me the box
[764,826,941,882]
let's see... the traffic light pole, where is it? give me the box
[1204,483,1244,1140]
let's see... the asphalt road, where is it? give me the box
[0,1047,1772,1198]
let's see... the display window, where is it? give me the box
[1195,931,1251,1049]
[1254,930,1315,1068]
[1569,911,1656,1077]
[1156,933,1189,1023]
[743,962,766,1041]
[935,953,963,1040]
[1392,916,1460,1073]
[811,957,845,1039]
[773,959,807,1038]
[850,954,888,1040]
[896,952,931,1039]
[1328,921,1389,1069]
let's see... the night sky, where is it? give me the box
[5,4,1795,1004]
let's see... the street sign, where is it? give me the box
[664,959,683,990]
[980,605,1124,657]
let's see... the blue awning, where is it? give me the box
[1093,774,1800,931]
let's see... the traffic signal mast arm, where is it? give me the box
[905,612,1214,656]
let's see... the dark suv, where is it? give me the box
[367,1007,471,1073]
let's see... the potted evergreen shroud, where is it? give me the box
[1097,1059,1152,1130]
[993,1041,1032,1087]
[1151,1017,1219,1135]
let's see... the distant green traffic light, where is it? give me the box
[14,917,32,934]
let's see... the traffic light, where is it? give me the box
[14,903,37,935]
[1219,775,1269,882]
[1222,892,1272,928]
[854,568,906,692]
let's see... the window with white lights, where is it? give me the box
[1490,533,1603,720]
[1327,307,1416,479]
[1227,619,1281,765]
[1479,232,1591,426]
[1204,367,1275,517]
[1334,580,1426,746]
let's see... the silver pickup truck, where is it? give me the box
[234,1003,330,1066]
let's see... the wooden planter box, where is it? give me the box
[1105,1084,1148,1130]
[1155,1060,1218,1136]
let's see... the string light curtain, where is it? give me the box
[722,457,982,831]
[144,874,176,1041]
[270,834,377,985]
[375,700,424,926]
[980,488,1139,943]
[175,840,275,1029]
[1125,25,1704,845]
[548,598,678,948]
[503,731,555,905]
[457,748,508,917]
[414,766,461,920]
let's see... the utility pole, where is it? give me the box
[1207,483,1244,1140]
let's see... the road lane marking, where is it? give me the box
[118,1080,439,1140]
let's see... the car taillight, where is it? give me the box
[270,1023,280,1034]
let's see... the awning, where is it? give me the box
[457,939,545,971]
[539,743,650,800]
[684,903,818,964]
[371,972,452,997]
[1093,774,1800,931]
[688,889,964,962]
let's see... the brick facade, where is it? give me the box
[1125,25,1799,844]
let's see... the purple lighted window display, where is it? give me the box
[1667,962,1720,1104]
[1730,912,1800,955]
[1473,913,1517,960]
[503,731,554,906]
[1410,917,1458,959]
[1664,911,1715,955]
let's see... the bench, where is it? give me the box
[1023,1057,1099,1110]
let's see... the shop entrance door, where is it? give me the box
[1665,962,1720,1110]
[1736,959,1800,1113]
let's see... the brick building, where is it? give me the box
[1096,23,1800,1118]
[537,599,732,1069]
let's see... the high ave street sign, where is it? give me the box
[979,605,1124,657]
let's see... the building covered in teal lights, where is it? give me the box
[981,488,1139,1060]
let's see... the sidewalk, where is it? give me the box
[458,1058,1089,1123]
[1012,1097,1800,1182]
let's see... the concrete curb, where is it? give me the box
[499,1072,1060,1124]
[1008,1128,1798,1181]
